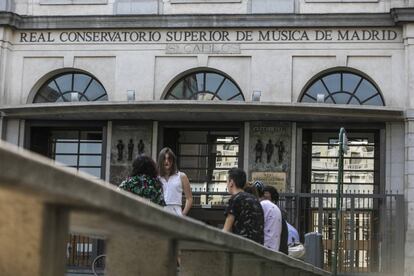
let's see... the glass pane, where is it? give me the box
[33,95,48,103]
[208,182,228,192]
[354,80,378,102]
[230,94,244,101]
[216,79,240,100]
[62,92,78,102]
[332,93,351,104]
[55,142,78,154]
[345,158,375,169]
[79,95,88,102]
[180,156,208,169]
[185,75,198,93]
[56,96,64,102]
[349,97,360,105]
[214,146,239,156]
[99,94,108,101]
[73,74,92,93]
[184,168,208,182]
[80,131,102,141]
[191,182,207,192]
[304,80,329,100]
[207,192,230,206]
[205,73,224,93]
[55,74,73,93]
[84,80,106,101]
[312,158,374,171]
[196,73,204,92]
[343,73,361,93]
[79,155,102,167]
[211,169,229,182]
[51,130,78,141]
[36,82,60,102]
[79,167,101,178]
[169,82,185,99]
[311,183,374,194]
[48,81,60,93]
[194,92,215,100]
[207,193,230,206]
[55,155,78,166]
[215,157,238,168]
[302,95,316,103]
[179,131,207,143]
[311,171,374,184]
[182,83,194,99]
[180,144,208,155]
[312,145,339,157]
[363,94,383,106]
[322,73,341,92]
[80,143,102,154]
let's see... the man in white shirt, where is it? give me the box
[252,181,283,251]
[287,222,300,245]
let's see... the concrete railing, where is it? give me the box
[0,141,331,276]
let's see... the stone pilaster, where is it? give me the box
[406,115,414,276]
[405,23,414,276]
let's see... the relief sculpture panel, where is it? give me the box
[110,122,153,185]
[249,122,291,192]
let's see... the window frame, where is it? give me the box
[299,70,385,106]
[164,70,245,101]
[33,72,108,104]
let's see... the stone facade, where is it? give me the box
[0,1,414,275]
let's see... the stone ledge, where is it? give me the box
[0,101,405,122]
[391,8,414,24]
[0,11,397,29]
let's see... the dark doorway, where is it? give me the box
[160,124,243,227]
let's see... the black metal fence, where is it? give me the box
[191,191,405,275]
[66,234,105,272]
[66,191,404,275]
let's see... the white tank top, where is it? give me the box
[160,172,183,206]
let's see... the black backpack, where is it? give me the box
[279,218,289,254]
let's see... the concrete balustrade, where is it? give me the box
[0,141,330,276]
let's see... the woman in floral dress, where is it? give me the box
[119,155,165,206]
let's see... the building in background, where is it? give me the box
[0,0,413,274]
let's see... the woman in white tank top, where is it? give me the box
[158,147,193,216]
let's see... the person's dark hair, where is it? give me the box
[158,147,178,177]
[131,155,158,178]
[253,180,265,198]
[263,185,279,203]
[227,167,246,189]
[244,183,259,198]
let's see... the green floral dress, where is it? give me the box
[119,175,166,206]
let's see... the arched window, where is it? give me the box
[300,71,384,106]
[165,71,244,101]
[33,72,108,103]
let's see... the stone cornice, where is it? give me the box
[0,101,404,122]
[391,8,414,24]
[0,11,402,30]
